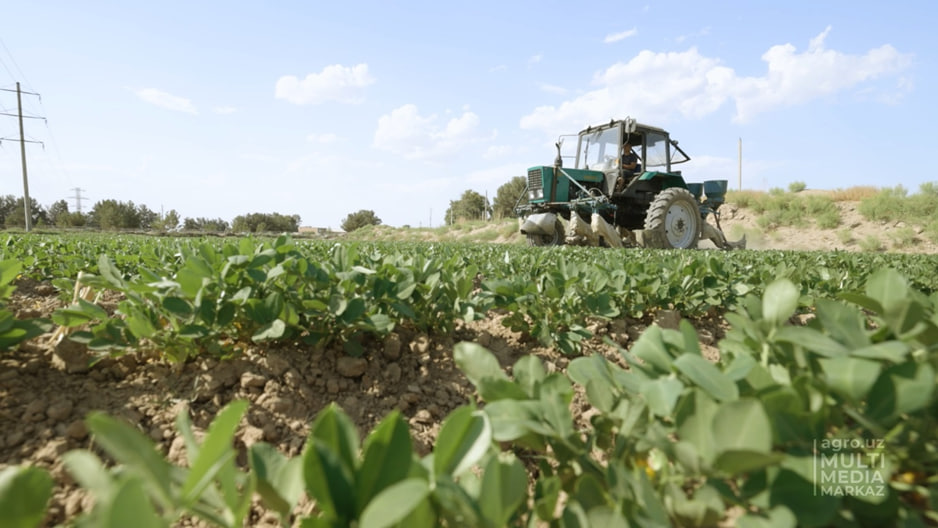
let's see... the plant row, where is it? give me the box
[4,268,936,527]
[3,234,938,356]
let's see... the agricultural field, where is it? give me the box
[1,221,937,526]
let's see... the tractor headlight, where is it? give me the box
[529,189,543,200]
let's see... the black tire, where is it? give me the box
[526,219,564,246]
[643,188,700,249]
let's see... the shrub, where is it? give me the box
[788,181,806,192]
[891,226,918,249]
[815,210,842,229]
[836,229,854,245]
[858,234,884,252]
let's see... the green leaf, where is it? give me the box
[814,298,870,350]
[482,399,552,442]
[99,478,165,528]
[819,357,882,404]
[630,325,673,373]
[763,279,799,326]
[355,411,413,514]
[641,377,684,417]
[181,400,248,506]
[85,412,175,511]
[673,353,738,402]
[0,260,22,287]
[713,449,785,474]
[772,326,848,358]
[0,465,53,528]
[512,355,546,398]
[712,398,772,454]
[302,405,360,520]
[454,343,526,401]
[250,443,304,520]
[675,389,720,469]
[454,342,510,386]
[433,406,492,477]
[62,450,113,497]
[865,268,909,314]
[478,453,527,527]
[252,319,286,342]
[358,478,430,528]
[866,362,935,423]
[735,506,797,528]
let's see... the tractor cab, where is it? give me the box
[575,118,690,196]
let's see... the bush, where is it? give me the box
[341,210,382,232]
[859,234,884,252]
[891,226,918,249]
[836,229,854,245]
[816,209,842,229]
[788,181,806,192]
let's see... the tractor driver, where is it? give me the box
[614,141,641,192]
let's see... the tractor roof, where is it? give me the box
[580,119,669,137]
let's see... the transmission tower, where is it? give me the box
[70,187,87,213]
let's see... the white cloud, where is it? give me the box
[373,104,494,160]
[134,88,197,114]
[520,27,912,133]
[307,133,340,144]
[213,106,237,114]
[528,54,542,66]
[467,163,528,185]
[604,28,637,44]
[539,83,568,95]
[732,26,912,122]
[675,26,710,44]
[275,63,375,105]
[490,64,508,73]
[483,145,514,160]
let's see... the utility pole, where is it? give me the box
[738,138,742,191]
[0,82,44,232]
[70,188,87,212]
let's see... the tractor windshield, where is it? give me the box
[576,127,620,171]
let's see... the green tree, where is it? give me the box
[341,209,382,232]
[492,176,528,220]
[3,197,48,228]
[183,217,229,232]
[0,195,14,225]
[231,212,300,233]
[137,204,159,229]
[445,190,491,224]
[89,200,141,229]
[48,200,70,226]
[152,209,180,231]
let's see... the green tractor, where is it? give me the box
[516,118,745,250]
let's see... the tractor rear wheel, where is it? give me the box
[643,188,700,249]
[526,219,564,246]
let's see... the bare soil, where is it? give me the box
[1,199,933,526]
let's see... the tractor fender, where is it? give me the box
[520,213,559,236]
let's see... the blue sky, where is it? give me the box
[0,1,933,229]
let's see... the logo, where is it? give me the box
[814,438,887,498]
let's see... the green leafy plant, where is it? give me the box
[0,260,52,350]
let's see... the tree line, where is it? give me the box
[3,175,530,233]
[0,195,300,233]
[341,176,529,231]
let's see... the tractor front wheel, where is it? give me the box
[643,188,700,249]
[526,219,564,246]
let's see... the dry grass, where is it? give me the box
[829,186,880,202]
